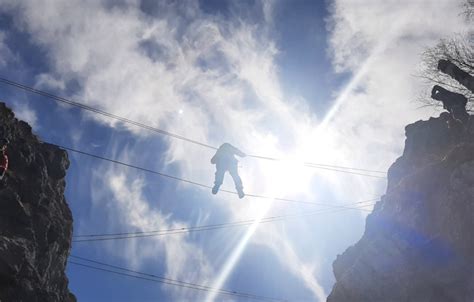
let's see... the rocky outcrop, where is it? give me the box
[0,103,75,301]
[328,112,474,302]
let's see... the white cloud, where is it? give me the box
[88,147,214,300]
[12,103,38,129]
[0,31,16,68]
[324,0,472,191]
[35,73,66,91]
[259,226,327,301]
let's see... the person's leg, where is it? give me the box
[229,166,244,198]
[212,166,225,194]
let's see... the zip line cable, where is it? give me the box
[303,162,385,174]
[0,77,386,177]
[72,201,376,243]
[0,78,217,150]
[249,153,386,175]
[46,141,376,210]
[250,153,385,178]
[73,199,376,238]
[69,262,281,302]
[70,256,286,302]
[0,79,382,300]
[72,199,378,238]
[300,165,385,179]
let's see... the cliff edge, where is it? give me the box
[0,103,75,301]
[328,112,474,302]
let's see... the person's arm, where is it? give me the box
[230,145,246,157]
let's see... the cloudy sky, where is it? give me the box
[0,0,470,301]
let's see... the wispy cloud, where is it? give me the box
[0,31,14,68]
[11,102,38,129]
[88,145,215,300]
[35,73,66,91]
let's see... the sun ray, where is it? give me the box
[205,200,274,302]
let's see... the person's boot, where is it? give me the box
[237,188,245,199]
[212,185,220,195]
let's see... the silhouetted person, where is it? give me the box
[0,139,9,180]
[438,59,474,94]
[431,85,469,124]
[211,143,246,198]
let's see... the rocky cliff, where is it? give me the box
[328,112,474,302]
[0,103,75,301]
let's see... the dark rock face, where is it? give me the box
[328,112,474,302]
[0,103,75,301]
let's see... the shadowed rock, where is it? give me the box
[328,111,474,302]
[0,102,75,302]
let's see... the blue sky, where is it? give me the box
[0,0,470,301]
